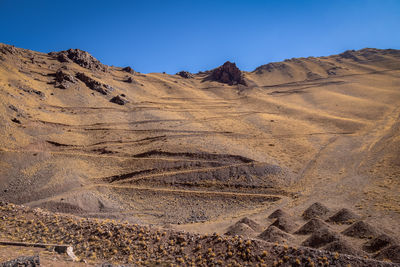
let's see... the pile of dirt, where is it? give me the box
[342,221,379,239]
[110,94,129,105]
[210,61,246,85]
[374,245,400,264]
[75,72,112,95]
[257,225,293,243]
[323,240,364,257]
[302,202,330,220]
[53,69,76,89]
[176,71,194,79]
[236,217,263,232]
[326,208,360,224]
[362,234,397,253]
[271,216,299,233]
[268,209,288,219]
[302,228,341,248]
[49,48,107,71]
[121,66,135,74]
[225,222,256,238]
[294,218,328,235]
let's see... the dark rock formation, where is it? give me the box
[54,69,76,89]
[75,72,111,95]
[110,95,129,105]
[121,66,135,74]
[210,61,246,85]
[176,71,194,79]
[49,49,107,71]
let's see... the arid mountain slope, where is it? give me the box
[0,44,400,263]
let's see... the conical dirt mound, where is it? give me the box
[258,225,294,243]
[362,234,397,253]
[294,218,329,235]
[302,202,330,220]
[302,228,341,248]
[374,245,400,264]
[342,221,379,239]
[326,208,360,224]
[323,240,364,257]
[271,216,299,233]
[225,222,256,238]
[268,209,288,219]
[236,217,263,232]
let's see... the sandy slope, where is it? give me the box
[0,44,400,262]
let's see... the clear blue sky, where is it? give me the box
[1,0,399,73]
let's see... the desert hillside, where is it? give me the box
[1,43,400,265]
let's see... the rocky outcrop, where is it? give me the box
[176,71,194,79]
[75,72,111,95]
[210,61,246,85]
[49,49,107,71]
[110,94,128,105]
[53,69,76,89]
[121,66,136,74]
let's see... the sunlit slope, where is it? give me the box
[0,44,399,232]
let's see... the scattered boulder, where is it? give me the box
[363,234,397,253]
[121,66,136,74]
[49,49,107,71]
[323,240,364,256]
[258,225,294,243]
[271,216,299,233]
[11,118,21,124]
[110,95,129,105]
[176,71,194,79]
[54,69,76,89]
[75,72,111,95]
[236,217,263,232]
[295,218,329,235]
[210,61,246,85]
[302,228,341,248]
[374,245,400,264]
[124,77,134,83]
[302,202,330,220]
[268,209,288,220]
[326,208,360,224]
[225,222,256,238]
[8,105,18,112]
[342,221,379,239]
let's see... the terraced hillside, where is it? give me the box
[0,43,400,264]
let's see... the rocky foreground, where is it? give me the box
[0,202,397,266]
